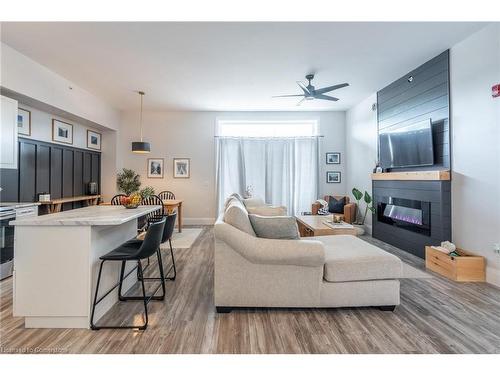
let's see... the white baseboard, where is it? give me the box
[486,266,500,288]
[182,217,215,226]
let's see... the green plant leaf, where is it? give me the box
[364,191,372,204]
[116,168,141,195]
[369,206,376,213]
[352,188,363,201]
[139,186,155,199]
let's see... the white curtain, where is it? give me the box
[216,137,319,215]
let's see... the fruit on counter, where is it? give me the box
[120,194,141,206]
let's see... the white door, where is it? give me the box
[0,95,19,169]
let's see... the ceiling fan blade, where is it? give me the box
[315,94,339,101]
[315,83,349,95]
[272,94,305,98]
[296,97,306,106]
[296,81,311,95]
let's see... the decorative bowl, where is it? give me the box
[123,202,140,209]
[120,194,141,209]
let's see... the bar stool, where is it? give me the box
[90,217,166,330]
[161,212,177,280]
[138,194,166,272]
[140,212,177,281]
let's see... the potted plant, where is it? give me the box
[351,187,376,235]
[139,186,155,199]
[116,168,141,195]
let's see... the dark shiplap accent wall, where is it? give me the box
[377,50,450,171]
[0,138,101,209]
[372,180,452,259]
[373,51,452,258]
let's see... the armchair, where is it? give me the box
[311,195,357,224]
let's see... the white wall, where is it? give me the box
[16,103,105,150]
[344,24,500,286]
[1,42,120,201]
[117,111,346,224]
[345,94,378,231]
[0,43,120,131]
[450,23,500,286]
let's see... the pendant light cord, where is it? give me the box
[139,92,144,141]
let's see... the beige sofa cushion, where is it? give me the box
[247,205,287,216]
[224,193,243,210]
[242,197,266,208]
[248,214,300,239]
[313,235,402,282]
[223,199,256,236]
[215,216,325,267]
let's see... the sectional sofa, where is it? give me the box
[213,195,403,312]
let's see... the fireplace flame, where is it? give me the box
[383,204,423,226]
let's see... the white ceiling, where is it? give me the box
[0,22,486,112]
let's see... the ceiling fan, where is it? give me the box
[273,74,349,106]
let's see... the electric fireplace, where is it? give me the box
[377,197,431,236]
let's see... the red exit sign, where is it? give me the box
[493,84,500,98]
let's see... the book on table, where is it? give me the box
[322,220,354,229]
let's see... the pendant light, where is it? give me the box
[131,91,151,153]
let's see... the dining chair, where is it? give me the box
[141,195,165,225]
[111,194,127,205]
[158,191,176,200]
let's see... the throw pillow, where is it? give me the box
[247,205,287,216]
[328,196,346,214]
[224,200,256,236]
[315,199,329,215]
[248,214,300,240]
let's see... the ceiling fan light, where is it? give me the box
[132,141,151,153]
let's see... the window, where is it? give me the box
[216,120,319,138]
[216,119,319,215]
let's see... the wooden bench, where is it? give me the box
[39,195,101,214]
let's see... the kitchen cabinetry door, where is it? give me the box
[0,95,18,169]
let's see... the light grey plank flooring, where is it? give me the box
[0,228,499,354]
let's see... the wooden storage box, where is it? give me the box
[425,246,485,282]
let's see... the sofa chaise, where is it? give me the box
[214,196,402,312]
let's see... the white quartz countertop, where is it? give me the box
[10,205,161,226]
[0,202,41,208]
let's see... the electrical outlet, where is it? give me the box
[494,243,500,255]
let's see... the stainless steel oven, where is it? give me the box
[0,205,38,280]
[0,207,16,280]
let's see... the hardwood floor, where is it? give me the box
[1,227,499,354]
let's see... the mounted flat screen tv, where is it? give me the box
[379,119,434,169]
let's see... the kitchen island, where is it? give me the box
[10,205,160,329]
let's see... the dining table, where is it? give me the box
[162,199,183,233]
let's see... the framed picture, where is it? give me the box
[17,108,31,136]
[326,152,341,164]
[87,130,102,150]
[326,171,341,183]
[147,158,164,178]
[52,119,73,144]
[173,158,190,178]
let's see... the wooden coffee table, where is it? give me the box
[295,215,357,237]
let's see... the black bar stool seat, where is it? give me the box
[99,245,141,261]
[90,217,166,331]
